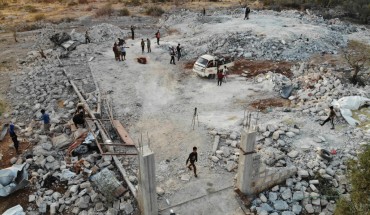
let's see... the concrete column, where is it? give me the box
[138,145,158,215]
[236,129,257,195]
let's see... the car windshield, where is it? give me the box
[196,57,208,67]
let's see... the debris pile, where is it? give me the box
[159,10,363,61]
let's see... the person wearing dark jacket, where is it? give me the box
[147,38,151,53]
[170,47,176,65]
[217,70,224,86]
[176,44,182,61]
[320,106,336,129]
[186,147,198,177]
[131,26,135,40]
[244,6,250,20]
[9,121,19,154]
[141,39,145,54]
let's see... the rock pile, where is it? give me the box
[159,9,363,61]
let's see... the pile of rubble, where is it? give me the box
[159,9,363,61]
[204,63,369,215]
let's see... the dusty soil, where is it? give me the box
[0,134,30,169]
[250,98,291,112]
[231,59,294,78]
[0,186,35,214]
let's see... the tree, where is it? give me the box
[335,146,370,215]
[342,40,370,83]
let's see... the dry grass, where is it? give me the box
[95,3,113,17]
[119,7,130,16]
[145,5,165,16]
[33,13,46,21]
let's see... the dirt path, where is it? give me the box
[88,38,265,214]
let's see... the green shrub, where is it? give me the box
[119,8,130,16]
[24,5,39,13]
[33,13,45,21]
[95,3,113,16]
[145,6,165,17]
[335,146,370,214]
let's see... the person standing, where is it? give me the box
[222,65,228,83]
[141,39,145,54]
[186,147,198,177]
[40,109,51,134]
[85,31,91,44]
[118,38,125,46]
[131,25,135,40]
[155,30,160,45]
[170,47,176,65]
[121,45,129,60]
[217,70,224,86]
[176,44,182,61]
[202,7,206,16]
[9,121,19,154]
[244,6,250,20]
[146,38,151,53]
[320,106,336,129]
[113,43,120,61]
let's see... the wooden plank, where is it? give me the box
[113,120,135,146]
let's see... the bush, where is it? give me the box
[119,8,130,16]
[86,5,93,11]
[95,3,113,17]
[33,13,46,21]
[0,2,9,10]
[145,6,165,17]
[128,0,141,6]
[24,5,39,13]
[335,146,370,214]
[67,0,78,6]
[78,0,88,4]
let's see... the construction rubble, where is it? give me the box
[1,6,370,215]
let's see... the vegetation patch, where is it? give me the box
[95,3,113,17]
[145,6,165,17]
[33,13,46,21]
[119,8,130,16]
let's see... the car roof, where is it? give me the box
[200,54,216,61]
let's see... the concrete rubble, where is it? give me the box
[1,5,369,215]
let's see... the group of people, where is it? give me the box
[169,44,182,65]
[8,105,87,155]
[112,29,161,61]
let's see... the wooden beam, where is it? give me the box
[113,120,135,146]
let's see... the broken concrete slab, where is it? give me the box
[52,134,72,149]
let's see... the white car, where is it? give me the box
[193,54,234,78]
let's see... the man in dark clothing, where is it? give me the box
[40,109,51,134]
[217,70,224,86]
[141,39,145,54]
[244,6,250,20]
[9,122,19,154]
[176,44,182,61]
[85,31,91,44]
[320,106,336,129]
[131,26,135,40]
[147,38,151,53]
[170,47,176,65]
[118,38,125,46]
[186,147,198,177]
[73,112,86,128]
[202,8,206,16]
[155,30,160,45]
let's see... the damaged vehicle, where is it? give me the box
[193,54,234,78]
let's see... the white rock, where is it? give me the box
[260,194,267,203]
[288,151,299,158]
[281,188,292,200]
[305,204,315,213]
[211,156,219,163]
[286,131,295,137]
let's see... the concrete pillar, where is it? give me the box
[236,129,257,195]
[138,145,158,215]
